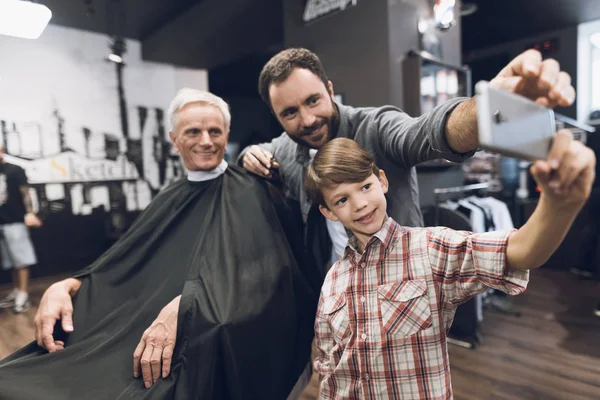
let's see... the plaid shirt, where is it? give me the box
[313,217,529,399]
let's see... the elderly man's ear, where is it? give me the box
[169,131,180,153]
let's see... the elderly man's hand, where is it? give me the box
[34,278,81,352]
[133,295,181,389]
[490,49,575,108]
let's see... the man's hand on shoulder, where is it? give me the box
[242,145,279,178]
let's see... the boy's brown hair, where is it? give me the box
[258,48,329,108]
[305,138,380,208]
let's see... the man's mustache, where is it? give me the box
[300,120,326,136]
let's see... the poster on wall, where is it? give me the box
[0,95,182,219]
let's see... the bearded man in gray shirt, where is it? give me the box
[240,48,575,262]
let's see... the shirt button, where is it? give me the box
[361,333,367,340]
[360,296,366,303]
[364,373,370,381]
[360,262,366,268]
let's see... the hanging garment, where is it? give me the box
[0,167,320,400]
[456,199,486,233]
[471,196,515,230]
[465,198,495,231]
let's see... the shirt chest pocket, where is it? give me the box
[377,280,432,337]
[322,293,351,343]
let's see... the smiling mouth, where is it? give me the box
[304,123,325,138]
[193,150,218,156]
[355,209,376,224]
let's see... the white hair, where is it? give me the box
[167,88,231,133]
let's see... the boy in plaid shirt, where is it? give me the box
[304,134,595,399]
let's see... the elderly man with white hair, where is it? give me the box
[0,89,319,400]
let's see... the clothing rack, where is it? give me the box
[433,183,490,226]
[433,182,490,196]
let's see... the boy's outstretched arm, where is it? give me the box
[507,130,596,270]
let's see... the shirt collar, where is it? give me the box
[343,217,398,260]
[294,102,351,166]
[186,160,228,182]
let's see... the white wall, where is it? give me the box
[0,24,207,155]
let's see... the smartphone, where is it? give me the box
[475,80,555,161]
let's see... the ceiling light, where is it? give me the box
[107,36,126,64]
[590,32,600,49]
[107,53,124,64]
[0,0,52,40]
[434,0,456,32]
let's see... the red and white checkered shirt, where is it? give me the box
[313,217,529,400]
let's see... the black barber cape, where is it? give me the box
[0,166,321,399]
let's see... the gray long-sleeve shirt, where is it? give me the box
[239,98,472,227]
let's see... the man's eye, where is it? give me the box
[335,197,347,206]
[362,183,372,191]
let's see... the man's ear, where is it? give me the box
[319,204,339,221]
[327,81,335,99]
[169,131,180,153]
[378,170,389,194]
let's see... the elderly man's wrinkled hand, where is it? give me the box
[34,278,80,352]
[490,49,575,108]
[133,295,181,389]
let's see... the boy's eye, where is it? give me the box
[335,197,347,206]
[362,183,372,191]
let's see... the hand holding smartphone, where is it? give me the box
[476,81,556,160]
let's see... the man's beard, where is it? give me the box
[290,101,340,149]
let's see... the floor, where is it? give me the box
[1,269,599,399]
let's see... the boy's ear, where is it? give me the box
[319,204,339,221]
[378,170,389,194]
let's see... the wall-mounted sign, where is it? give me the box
[303,0,361,24]
[6,151,139,184]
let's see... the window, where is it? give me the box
[590,35,600,115]
[577,20,600,121]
